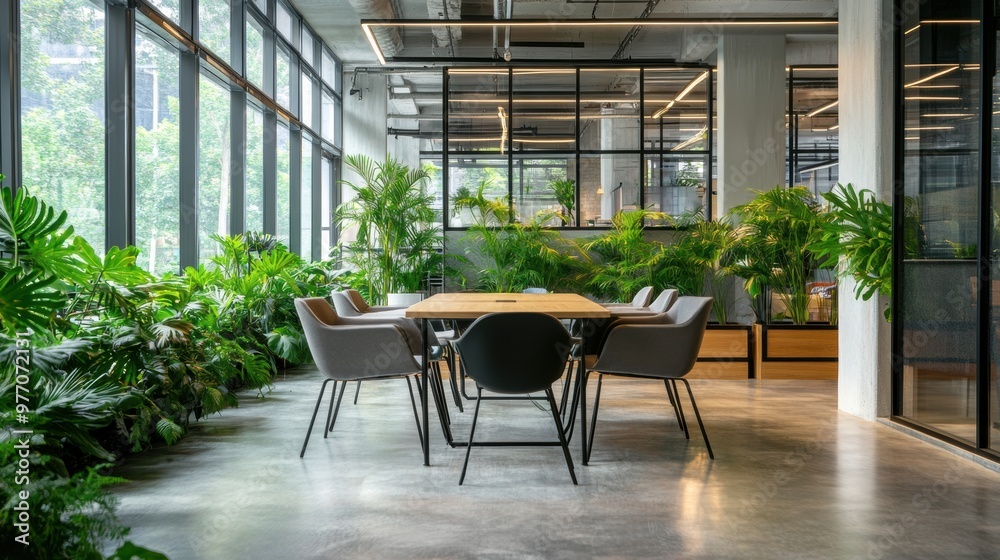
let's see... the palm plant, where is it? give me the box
[729,186,830,325]
[583,209,668,303]
[453,182,586,292]
[811,183,893,321]
[336,155,441,304]
[551,178,576,226]
[656,218,738,322]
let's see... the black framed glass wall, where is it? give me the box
[893,0,999,458]
[443,64,713,229]
[8,0,343,272]
[788,66,839,196]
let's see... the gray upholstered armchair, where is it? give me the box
[587,296,715,460]
[294,297,424,458]
[602,286,655,309]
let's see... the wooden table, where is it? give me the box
[406,292,611,466]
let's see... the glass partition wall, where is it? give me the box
[894,0,1000,458]
[788,66,839,195]
[444,65,713,229]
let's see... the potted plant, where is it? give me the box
[582,209,668,303]
[729,186,837,379]
[336,155,442,306]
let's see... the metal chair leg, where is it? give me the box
[547,388,578,485]
[353,380,362,404]
[587,373,604,463]
[676,378,714,459]
[328,380,347,433]
[446,348,464,412]
[459,387,484,485]
[323,381,347,438]
[301,379,332,458]
[663,379,687,434]
[406,376,423,443]
[670,379,690,440]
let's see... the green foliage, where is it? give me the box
[657,218,738,322]
[729,186,831,325]
[453,180,586,292]
[583,210,668,302]
[551,179,576,226]
[337,155,442,303]
[812,183,893,321]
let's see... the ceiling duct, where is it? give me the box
[427,0,463,51]
[348,0,403,56]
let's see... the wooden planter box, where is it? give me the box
[754,323,838,380]
[689,324,755,380]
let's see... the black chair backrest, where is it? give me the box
[454,312,572,395]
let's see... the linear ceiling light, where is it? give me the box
[904,66,959,88]
[361,23,386,66]
[361,18,836,64]
[806,100,839,118]
[650,72,707,119]
[672,126,708,151]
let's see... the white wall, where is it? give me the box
[837,0,894,420]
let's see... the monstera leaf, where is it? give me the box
[0,267,66,335]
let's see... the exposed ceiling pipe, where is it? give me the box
[503,0,513,61]
[612,0,662,60]
[427,0,462,53]
[347,0,403,57]
[492,0,500,59]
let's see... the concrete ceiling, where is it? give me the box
[291,0,839,67]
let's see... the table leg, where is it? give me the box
[421,318,430,466]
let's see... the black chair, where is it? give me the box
[452,312,578,485]
[587,296,715,460]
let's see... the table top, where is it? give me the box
[405,292,612,320]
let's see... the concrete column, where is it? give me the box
[717,34,787,215]
[837,0,894,420]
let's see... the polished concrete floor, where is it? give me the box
[108,368,1000,560]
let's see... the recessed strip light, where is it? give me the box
[361,24,387,66]
[909,85,959,89]
[904,126,955,131]
[672,126,708,151]
[806,100,839,118]
[904,65,959,88]
[514,138,576,143]
[905,24,921,35]
[921,113,973,117]
[905,96,962,100]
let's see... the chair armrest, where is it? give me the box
[335,314,439,355]
[591,324,704,378]
[308,323,422,379]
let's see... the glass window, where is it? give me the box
[302,72,314,129]
[788,67,839,196]
[276,46,290,108]
[198,75,232,265]
[322,88,335,142]
[246,16,265,90]
[246,105,265,234]
[512,156,576,226]
[301,135,314,261]
[898,3,981,444]
[277,122,291,246]
[447,158,513,228]
[135,29,180,276]
[198,0,231,65]
[321,157,332,259]
[251,0,266,12]
[322,49,336,87]
[275,1,293,43]
[148,0,180,22]
[302,28,315,68]
[20,0,106,250]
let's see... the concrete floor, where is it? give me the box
[108,368,1000,560]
